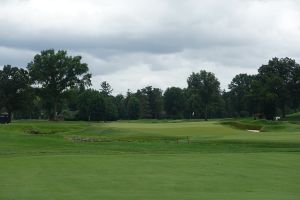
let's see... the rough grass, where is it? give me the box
[0,119,299,199]
[286,112,300,123]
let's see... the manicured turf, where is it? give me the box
[0,120,299,199]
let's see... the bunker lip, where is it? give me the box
[221,121,263,131]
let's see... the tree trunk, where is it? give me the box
[54,102,58,120]
[7,111,12,123]
[50,103,57,121]
[281,104,286,118]
[204,105,208,121]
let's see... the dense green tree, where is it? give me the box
[208,94,226,118]
[140,86,163,119]
[164,87,185,118]
[100,81,113,96]
[115,94,126,119]
[0,65,31,121]
[257,57,300,118]
[135,89,151,118]
[185,93,202,118]
[249,76,278,120]
[187,70,221,121]
[64,88,82,112]
[77,89,105,121]
[2,51,299,122]
[13,91,43,120]
[290,64,300,111]
[27,49,91,120]
[228,74,255,117]
[127,96,141,120]
[104,96,118,121]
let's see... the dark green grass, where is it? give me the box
[0,120,299,199]
[286,112,300,124]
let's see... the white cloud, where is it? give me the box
[89,50,258,94]
[0,46,37,67]
[1,0,300,94]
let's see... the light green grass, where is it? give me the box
[0,120,299,199]
[1,153,299,200]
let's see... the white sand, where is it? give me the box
[248,130,260,133]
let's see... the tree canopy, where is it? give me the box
[164,87,185,119]
[257,57,300,118]
[27,49,91,120]
[0,65,31,121]
[187,70,221,120]
[1,51,299,122]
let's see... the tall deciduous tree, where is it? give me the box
[164,87,185,118]
[77,89,105,121]
[187,70,221,121]
[249,75,278,120]
[27,49,91,120]
[228,74,255,116]
[290,64,300,111]
[0,65,31,121]
[257,57,300,118]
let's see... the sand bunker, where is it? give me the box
[248,130,261,133]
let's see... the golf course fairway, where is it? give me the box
[0,120,299,199]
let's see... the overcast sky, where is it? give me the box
[1,0,300,94]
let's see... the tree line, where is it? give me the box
[0,49,299,121]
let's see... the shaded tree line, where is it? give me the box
[224,57,300,120]
[1,49,299,121]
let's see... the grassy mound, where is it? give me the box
[286,112,300,122]
[221,121,263,131]
[220,119,297,132]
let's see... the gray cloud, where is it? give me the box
[1,0,300,93]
